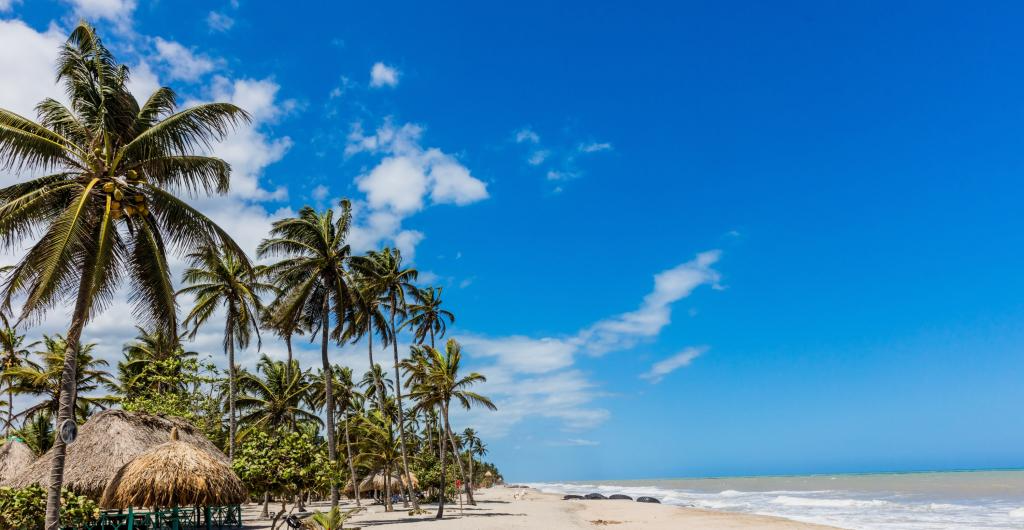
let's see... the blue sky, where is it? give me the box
[2,0,1024,482]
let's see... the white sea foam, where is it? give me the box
[526,471,1024,530]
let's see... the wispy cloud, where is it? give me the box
[641,346,707,383]
[513,127,613,191]
[206,11,235,32]
[579,141,613,153]
[458,251,722,437]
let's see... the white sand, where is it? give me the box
[243,486,843,529]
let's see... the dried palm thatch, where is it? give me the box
[3,410,227,500]
[0,438,35,482]
[100,428,246,509]
[358,471,419,491]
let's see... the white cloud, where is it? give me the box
[515,128,540,144]
[641,346,706,383]
[369,62,399,88]
[206,11,235,32]
[581,250,721,355]
[311,184,329,201]
[0,20,65,120]
[556,438,599,447]
[579,141,612,153]
[345,120,488,257]
[527,150,550,166]
[196,76,294,201]
[126,60,160,102]
[457,251,722,437]
[0,0,22,12]
[153,38,218,82]
[64,0,136,29]
[461,335,577,374]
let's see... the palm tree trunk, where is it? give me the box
[384,462,393,512]
[468,450,474,492]
[390,295,419,510]
[6,385,13,438]
[261,492,270,518]
[443,405,475,505]
[227,338,236,460]
[436,417,447,519]
[44,277,91,530]
[321,298,339,509]
[343,414,360,507]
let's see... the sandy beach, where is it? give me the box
[244,486,842,529]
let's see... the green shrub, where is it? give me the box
[0,485,99,530]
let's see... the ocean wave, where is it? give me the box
[1009,507,1024,518]
[771,495,890,508]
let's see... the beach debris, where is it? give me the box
[609,494,633,500]
[563,494,584,500]
[636,496,661,504]
[590,520,623,525]
[585,493,608,500]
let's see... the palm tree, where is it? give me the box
[15,410,54,455]
[359,363,391,404]
[312,365,363,508]
[257,201,356,508]
[180,244,271,459]
[350,248,420,509]
[344,281,392,416]
[8,335,115,426]
[462,427,481,490]
[0,315,37,437]
[401,287,455,348]
[117,326,197,396]
[0,23,250,528]
[236,355,320,439]
[408,339,496,518]
[355,408,401,512]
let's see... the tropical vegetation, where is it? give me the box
[0,21,501,525]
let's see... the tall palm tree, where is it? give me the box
[350,248,420,509]
[0,314,37,437]
[462,427,481,489]
[257,200,355,508]
[117,326,197,396]
[312,365,363,508]
[401,286,455,348]
[355,408,401,512]
[236,355,319,438]
[8,335,115,426]
[180,244,271,459]
[408,339,496,518]
[344,281,392,417]
[0,23,250,528]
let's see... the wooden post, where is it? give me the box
[205,506,212,530]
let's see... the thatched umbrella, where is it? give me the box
[0,438,35,482]
[359,470,419,492]
[100,428,246,509]
[2,410,226,500]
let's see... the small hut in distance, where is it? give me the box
[0,438,35,483]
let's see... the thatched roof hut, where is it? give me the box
[100,428,245,509]
[3,410,226,500]
[0,438,35,482]
[358,471,419,491]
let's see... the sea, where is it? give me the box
[526,470,1024,529]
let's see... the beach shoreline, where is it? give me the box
[244,486,843,529]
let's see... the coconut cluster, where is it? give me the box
[102,169,147,219]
